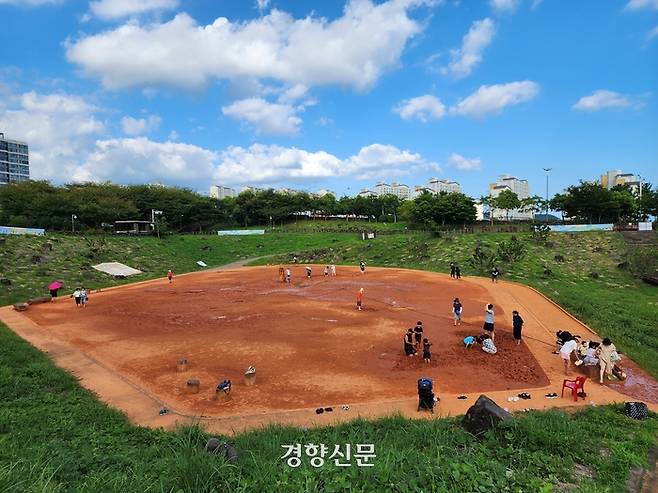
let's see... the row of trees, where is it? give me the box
[0,179,656,233]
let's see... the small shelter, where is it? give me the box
[114,221,152,235]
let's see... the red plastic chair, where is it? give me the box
[561,376,587,402]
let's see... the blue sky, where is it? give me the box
[0,0,656,198]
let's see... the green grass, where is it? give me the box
[1,226,658,491]
[0,322,656,492]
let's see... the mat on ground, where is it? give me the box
[92,262,142,277]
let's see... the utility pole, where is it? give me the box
[543,168,552,222]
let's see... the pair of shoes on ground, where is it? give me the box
[518,392,531,400]
[544,392,558,398]
[315,407,334,414]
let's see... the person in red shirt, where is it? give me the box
[167,270,173,284]
[356,288,364,311]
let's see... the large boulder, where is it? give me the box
[462,395,513,435]
[27,295,52,305]
[205,438,239,463]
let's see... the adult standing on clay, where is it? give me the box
[491,267,500,283]
[452,298,463,326]
[596,338,617,384]
[483,303,495,341]
[512,310,524,345]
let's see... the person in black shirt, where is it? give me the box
[455,265,461,279]
[449,263,456,279]
[512,310,524,345]
[422,338,432,363]
[404,329,416,356]
[491,267,500,283]
[413,321,423,348]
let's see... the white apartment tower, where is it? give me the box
[488,174,532,220]
[209,185,236,199]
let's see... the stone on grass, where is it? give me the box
[554,255,565,262]
[589,272,599,279]
[0,278,12,286]
[205,438,239,463]
[462,395,513,435]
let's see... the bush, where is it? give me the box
[468,241,497,274]
[626,246,658,280]
[531,223,551,244]
[497,236,527,263]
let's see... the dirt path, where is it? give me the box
[1,266,655,436]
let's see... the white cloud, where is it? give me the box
[222,98,302,135]
[89,0,179,20]
[394,95,446,122]
[443,18,495,79]
[489,0,521,13]
[66,1,429,91]
[448,152,481,170]
[120,114,161,135]
[450,80,539,117]
[648,25,658,40]
[572,90,632,111]
[625,0,658,10]
[74,137,217,184]
[214,143,438,185]
[0,91,105,182]
[255,0,270,11]
[168,130,179,140]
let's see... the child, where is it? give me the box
[80,287,88,307]
[449,263,456,279]
[278,266,285,282]
[491,267,500,283]
[512,310,524,345]
[559,335,578,375]
[455,265,461,279]
[330,264,337,276]
[285,268,292,284]
[483,303,495,341]
[324,266,329,277]
[413,321,423,348]
[404,329,416,356]
[463,335,476,349]
[71,288,82,307]
[359,261,366,274]
[479,334,497,354]
[452,298,463,326]
[423,338,432,363]
[167,269,173,284]
[356,288,364,311]
[306,266,312,279]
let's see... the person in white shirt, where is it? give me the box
[560,337,578,374]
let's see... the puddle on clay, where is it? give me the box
[607,360,658,404]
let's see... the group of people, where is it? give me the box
[458,303,525,355]
[555,330,623,383]
[449,263,462,279]
[403,321,433,362]
[71,287,89,307]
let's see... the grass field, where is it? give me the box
[1,224,657,491]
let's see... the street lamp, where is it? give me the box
[71,214,77,233]
[543,168,552,222]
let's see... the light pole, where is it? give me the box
[151,209,163,239]
[71,214,77,233]
[543,168,552,222]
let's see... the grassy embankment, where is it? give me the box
[1,223,657,491]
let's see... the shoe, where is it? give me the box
[341,405,349,411]
[324,407,333,412]
[457,395,467,400]
[315,408,324,414]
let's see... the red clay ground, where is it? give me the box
[20,266,549,416]
[3,265,656,434]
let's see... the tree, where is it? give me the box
[495,189,521,221]
[479,195,496,225]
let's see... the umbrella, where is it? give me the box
[48,281,64,290]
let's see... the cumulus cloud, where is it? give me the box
[443,18,495,79]
[222,98,302,135]
[120,114,161,135]
[450,80,539,118]
[448,152,481,170]
[489,0,521,12]
[89,0,178,20]
[0,91,105,182]
[394,95,446,122]
[214,142,438,185]
[66,0,428,91]
[572,90,632,111]
[625,0,658,10]
[74,137,217,183]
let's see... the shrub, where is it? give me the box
[497,236,527,263]
[468,241,497,274]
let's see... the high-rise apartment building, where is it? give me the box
[488,174,532,220]
[427,178,461,194]
[600,169,641,192]
[209,185,237,199]
[0,133,29,185]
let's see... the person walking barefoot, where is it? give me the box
[512,310,524,345]
[452,298,463,326]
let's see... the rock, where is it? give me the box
[205,438,239,463]
[593,246,603,253]
[0,237,5,245]
[589,272,599,279]
[44,241,53,251]
[13,302,28,312]
[543,268,552,276]
[617,261,629,270]
[31,255,42,264]
[554,255,565,262]
[0,278,11,286]
[642,276,658,287]
[462,395,513,435]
